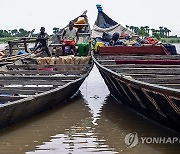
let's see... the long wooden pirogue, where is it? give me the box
[93,52,180,133]
[92,5,180,133]
[0,55,93,129]
[0,10,93,130]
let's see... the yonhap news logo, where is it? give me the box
[124,132,180,148]
[124,132,139,148]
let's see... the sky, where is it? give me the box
[0,0,180,36]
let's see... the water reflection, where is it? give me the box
[95,94,180,154]
[26,66,114,154]
[80,65,109,125]
[173,43,180,53]
[0,93,92,154]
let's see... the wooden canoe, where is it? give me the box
[92,51,180,133]
[0,56,93,129]
[0,10,93,129]
[92,4,180,133]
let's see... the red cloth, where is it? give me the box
[63,40,76,46]
[145,37,159,44]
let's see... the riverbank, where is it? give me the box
[161,38,180,43]
[0,37,17,43]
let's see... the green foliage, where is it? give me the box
[126,25,176,39]
[0,28,30,38]
[161,38,180,43]
[0,27,60,39]
[152,32,161,40]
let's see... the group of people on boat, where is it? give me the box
[94,32,160,48]
[33,21,79,57]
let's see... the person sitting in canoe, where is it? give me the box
[107,32,125,46]
[33,27,51,57]
[61,21,79,56]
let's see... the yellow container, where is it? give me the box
[94,42,105,53]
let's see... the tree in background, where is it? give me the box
[11,29,18,36]
[126,25,174,40]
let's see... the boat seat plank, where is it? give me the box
[96,55,180,60]
[104,64,180,68]
[0,54,30,61]
[0,80,67,86]
[157,84,180,89]
[0,89,43,95]
[124,74,180,78]
[7,64,90,69]
[0,75,80,81]
[99,59,180,65]
[137,78,180,84]
[0,86,54,91]
[0,95,26,102]
[0,70,86,75]
[112,68,180,75]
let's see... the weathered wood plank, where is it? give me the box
[104,64,180,68]
[0,70,86,75]
[100,59,180,65]
[0,86,54,91]
[112,68,180,75]
[96,55,180,60]
[125,74,180,78]
[8,39,37,44]
[0,89,43,95]
[0,54,30,62]
[158,84,180,89]
[7,64,90,69]
[0,75,80,80]
[0,95,26,102]
[137,78,180,84]
[0,80,67,86]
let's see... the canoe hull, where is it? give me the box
[0,75,86,129]
[93,54,180,133]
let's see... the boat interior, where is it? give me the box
[0,56,91,104]
[95,54,180,90]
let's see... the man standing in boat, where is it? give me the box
[61,21,79,56]
[33,27,51,57]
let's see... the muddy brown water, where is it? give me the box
[0,44,180,154]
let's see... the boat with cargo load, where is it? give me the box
[92,5,180,133]
[0,11,93,130]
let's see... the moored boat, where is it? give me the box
[91,5,177,55]
[0,56,93,129]
[92,5,180,133]
[0,11,93,130]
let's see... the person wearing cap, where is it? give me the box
[61,21,79,56]
[34,27,51,57]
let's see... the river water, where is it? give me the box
[0,44,180,154]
